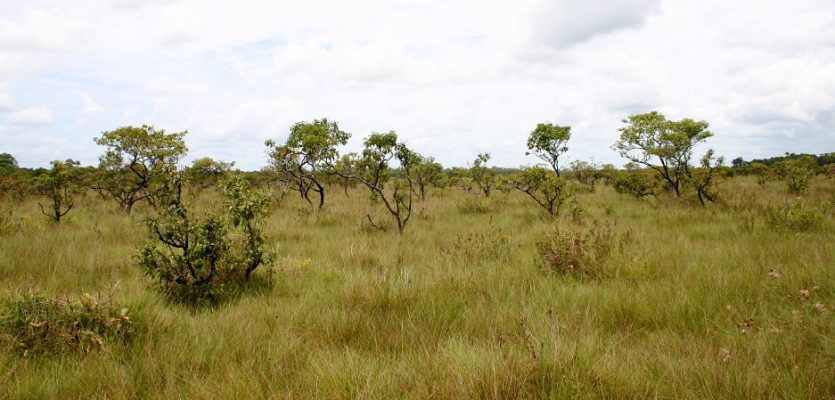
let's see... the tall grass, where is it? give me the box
[0,177,833,399]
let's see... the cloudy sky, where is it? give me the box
[1,0,833,170]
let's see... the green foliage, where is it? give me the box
[535,221,622,276]
[36,159,82,223]
[748,162,770,189]
[0,291,136,356]
[411,156,444,199]
[614,171,656,198]
[469,153,495,197]
[0,153,18,175]
[265,118,350,210]
[186,157,234,191]
[825,164,835,180]
[93,125,188,214]
[220,174,273,279]
[613,111,713,196]
[526,123,571,175]
[567,160,601,191]
[138,170,273,305]
[779,156,817,195]
[510,166,573,217]
[690,149,725,206]
[765,201,823,232]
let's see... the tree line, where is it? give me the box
[1,112,833,227]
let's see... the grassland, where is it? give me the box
[0,176,833,399]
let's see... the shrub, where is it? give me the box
[778,156,817,195]
[535,221,623,276]
[614,172,655,198]
[0,291,136,356]
[138,171,274,305]
[765,201,823,232]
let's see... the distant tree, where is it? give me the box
[341,131,420,235]
[411,156,443,200]
[265,118,350,210]
[731,157,747,168]
[470,153,496,197]
[185,157,234,191]
[567,160,601,191]
[510,166,572,217]
[526,123,571,176]
[612,111,713,196]
[37,159,82,223]
[0,153,18,175]
[748,162,770,189]
[598,163,618,186]
[93,125,188,214]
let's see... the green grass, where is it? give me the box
[0,177,833,399]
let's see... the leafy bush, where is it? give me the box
[765,201,823,232]
[0,291,136,356]
[138,171,274,305]
[614,172,655,198]
[778,156,817,195]
[535,221,624,276]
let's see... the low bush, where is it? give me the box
[0,291,136,356]
[535,221,625,276]
[765,201,823,232]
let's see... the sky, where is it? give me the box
[1,0,834,170]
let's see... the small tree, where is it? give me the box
[94,125,188,214]
[612,112,712,196]
[342,132,420,235]
[527,123,571,176]
[511,166,573,217]
[265,118,350,210]
[780,156,817,195]
[748,162,770,189]
[568,160,601,191]
[411,156,444,200]
[470,153,496,197]
[690,149,725,206]
[185,157,234,191]
[37,159,82,223]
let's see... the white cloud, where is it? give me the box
[147,78,211,95]
[80,92,104,115]
[0,84,13,111]
[0,0,833,169]
[8,106,54,126]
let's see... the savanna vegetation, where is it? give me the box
[0,112,833,399]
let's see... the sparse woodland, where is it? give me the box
[0,113,833,399]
